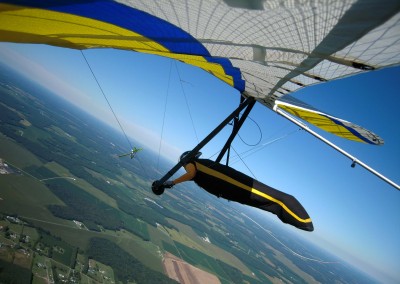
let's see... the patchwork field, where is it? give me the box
[0,66,379,284]
[163,252,221,284]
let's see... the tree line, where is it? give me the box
[87,237,178,284]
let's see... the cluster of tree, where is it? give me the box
[25,165,57,180]
[87,237,178,284]
[215,259,244,284]
[2,68,284,284]
[47,180,124,231]
[117,197,176,230]
[167,240,277,284]
[1,65,160,187]
[35,227,78,268]
[289,255,348,284]
[0,102,21,127]
[0,259,32,284]
[150,198,211,234]
[1,80,162,228]
[0,81,124,176]
[46,180,150,240]
[0,82,52,129]
[120,194,212,239]
[184,213,281,281]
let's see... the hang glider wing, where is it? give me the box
[118,152,131,158]
[1,0,399,143]
[118,147,142,159]
[274,95,384,145]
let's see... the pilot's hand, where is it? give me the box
[163,180,175,189]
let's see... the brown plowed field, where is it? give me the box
[163,252,220,284]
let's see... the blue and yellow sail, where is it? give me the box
[1,0,397,145]
[0,1,244,92]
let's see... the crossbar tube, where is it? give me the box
[275,107,400,190]
[153,97,255,188]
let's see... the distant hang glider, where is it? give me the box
[118,147,142,159]
[1,0,399,189]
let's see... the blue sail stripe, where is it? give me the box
[3,0,245,92]
[323,115,374,144]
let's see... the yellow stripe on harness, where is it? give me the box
[195,162,311,224]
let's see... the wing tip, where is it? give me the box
[274,99,384,146]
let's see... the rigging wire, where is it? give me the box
[156,60,200,167]
[174,61,199,143]
[157,60,173,169]
[151,61,201,264]
[80,50,133,150]
[210,127,300,166]
[80,50,151,180]
[208,128,300,179]
[231,145,257,179]
[230,128,301,165]
[222,129,301,184]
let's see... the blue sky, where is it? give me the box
[0,43,399,283]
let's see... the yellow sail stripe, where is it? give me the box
[278,104,365,143]
[0,4,234,87]
[195,162,311,223]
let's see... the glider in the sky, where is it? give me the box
[1,0,399,192]
[118,147,142,159]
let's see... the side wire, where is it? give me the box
[230,128,301,165]
[231,145,257,179]
[80,50,151,181]
[157,60,173,169]
[174,61,199,143]
[80,50,133,150]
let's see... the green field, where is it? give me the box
[0,175,68,223]
[0,68,371,284]
[0,131,158,272]
[0,133,42,168]
[87,259,115,283]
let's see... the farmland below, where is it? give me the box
[0,62,378,283]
